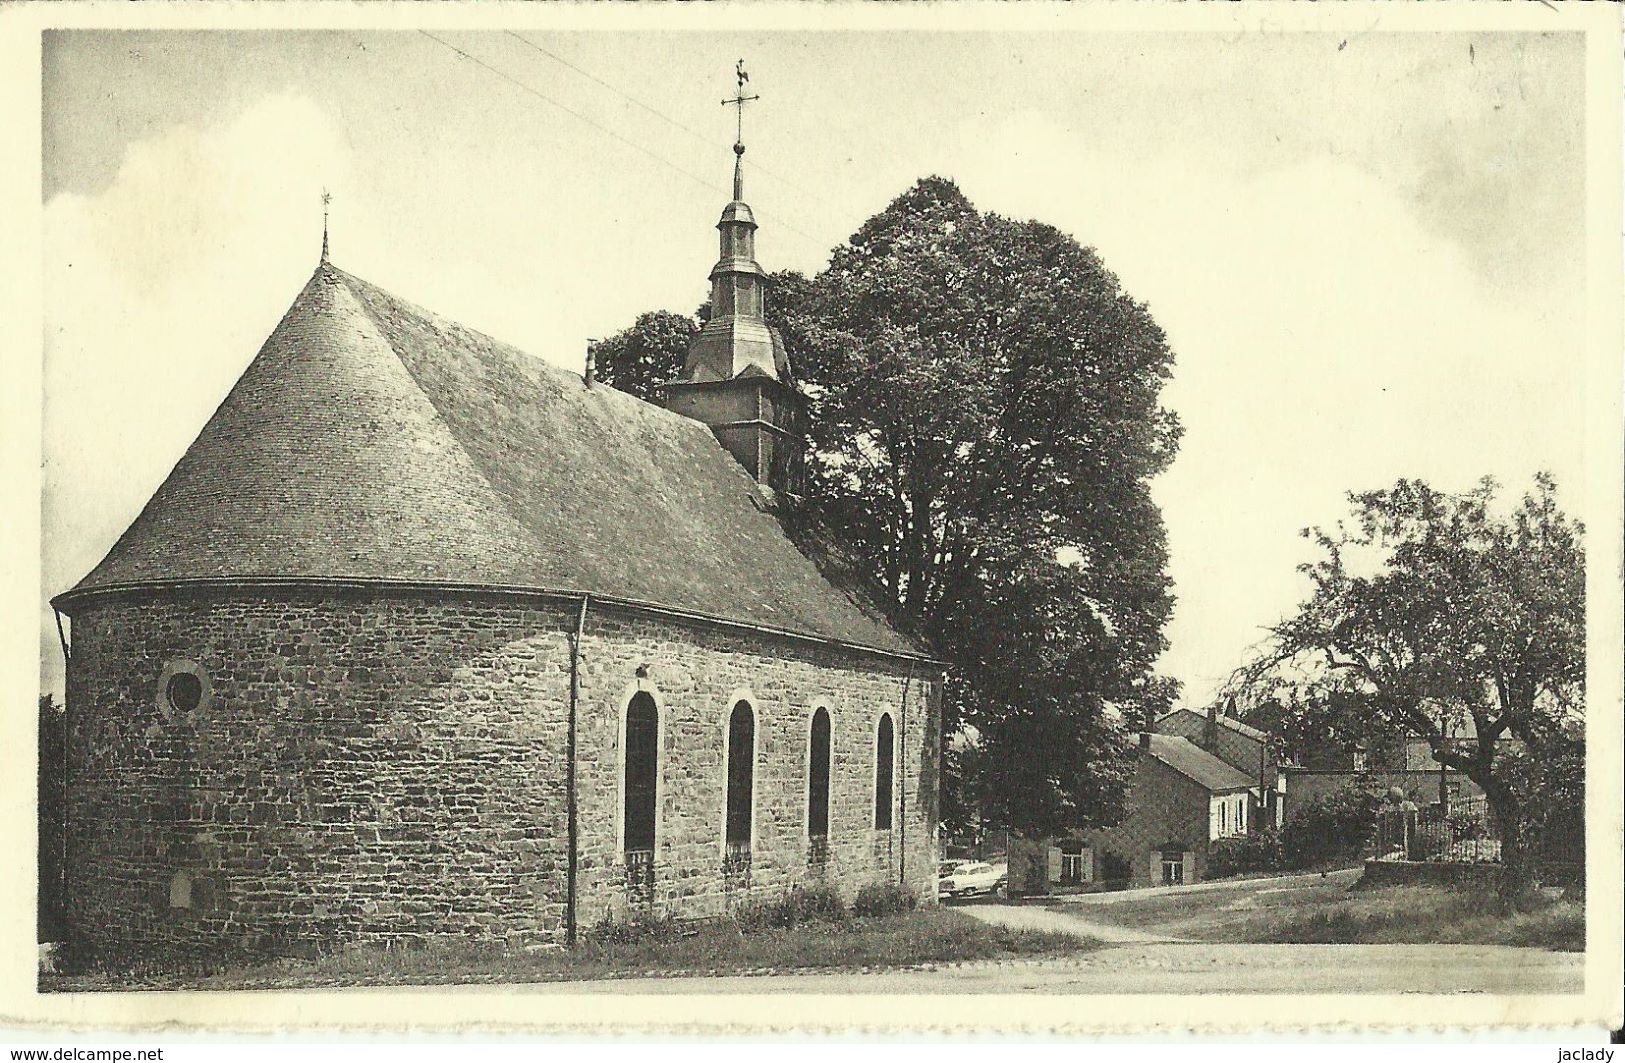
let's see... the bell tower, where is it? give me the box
[664,61,808,499]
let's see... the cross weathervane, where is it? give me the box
[722,59,758,146]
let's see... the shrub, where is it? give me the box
[586,912,683,946]
[1099,850,1132,883]
[851,881,917,917]
[733,882,849,932]
[1208,828,1284,878]
[1446,806,1490,842]
[1281,782,1382,869]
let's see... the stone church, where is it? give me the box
[51,132,940,962]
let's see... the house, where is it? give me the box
[49,132,941,964]
[1008,731,1255,895]
[1157,705,1283,829]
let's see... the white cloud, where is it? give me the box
[950,110,1584,704]
[42,93,354,690]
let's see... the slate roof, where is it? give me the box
[60,263,922,658]
[1144,734,1256,793]
[1157,707,1268,742]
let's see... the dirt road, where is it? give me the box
[412,942,1579,995]
[412,871,1580,995]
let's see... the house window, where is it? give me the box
[623,693,658,856]
[808,707,831,841]
[874,713,895,830]
[725,701,755,854]
[1161,851,1185,886]
[1060,841,1086,886]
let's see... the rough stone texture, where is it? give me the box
[62,588,938,964]
[1010,756,1215,896]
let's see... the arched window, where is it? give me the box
[874,712,895,830]
[725,701,755,851]
[808,707,831,840]
[624,693,658,856]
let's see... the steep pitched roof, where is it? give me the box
[1144,734,1256,792]
[61,264,920,658]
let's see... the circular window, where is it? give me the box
[165,671,203,714]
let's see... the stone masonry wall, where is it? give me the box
[62,588,937,964]
[1084,757,1214,887]
[1008,754,1214,897]
[570,609,937,928]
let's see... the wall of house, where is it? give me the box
[61,588,937,965]
[1008,755,1215,896]
[1084,757,1214,888]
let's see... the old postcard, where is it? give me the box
[2,0,1620,1037]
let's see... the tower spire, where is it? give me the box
[665,61,807,497]
[320,188,331,264]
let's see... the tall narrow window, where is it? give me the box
[725,701,755,852]
[808,708,831,840]
[874,713,895,830]
[624,693,658,855]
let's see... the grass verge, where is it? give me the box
[1043,874,1583,952]
[43,908,1090,992]
[1252,884,1584,951]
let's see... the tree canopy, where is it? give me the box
[1234,474,1585,894]
[591,176,1182,836]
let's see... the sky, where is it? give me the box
[39,27,1589,706]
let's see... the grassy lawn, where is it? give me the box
[43,908,1090,992]
[1249,884,1584,951]
[1044,875,1583,952]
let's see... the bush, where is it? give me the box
[850,881,917,917]
[1099,851,1132,883]
[1281,782,1381,869]
[733,882,849,932]
[585,912,684,946]
[1208,828,1284,878]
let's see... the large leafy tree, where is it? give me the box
[1235,474,1584,897]
[593,177,1182,836]
[588,310,696,402]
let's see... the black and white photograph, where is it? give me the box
[7,1,1621,1038]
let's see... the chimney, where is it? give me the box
[1204,703,1219,751]
[1139,731,1152,751]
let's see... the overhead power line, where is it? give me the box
[501,30,839,213]
[417,30,832,256]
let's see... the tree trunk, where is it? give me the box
[1483,781,1535,907]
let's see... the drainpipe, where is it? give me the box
[566,595,590,947]
[52,607,70,664]
[897,664,912,887]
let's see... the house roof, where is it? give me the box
[1145,734,1257,792]
[58,263,922,658]
[1158,707,1268,742]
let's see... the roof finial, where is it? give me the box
[722,60,758,202]
[321,187,332,264]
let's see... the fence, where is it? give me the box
[1369,795,1585,884]
[1369,794,1500,864]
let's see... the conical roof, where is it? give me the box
[60,263,918,658]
